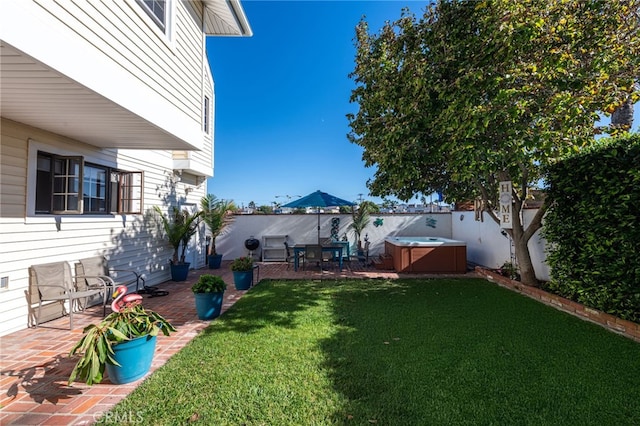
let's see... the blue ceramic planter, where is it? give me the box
[194,291,224,320]
[171,262,190,281]
[208,254,223,269]
[106,335,157,384]
[233,271,252,290]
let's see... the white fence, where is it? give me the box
[451,210,550,281]
[215,210,550,281]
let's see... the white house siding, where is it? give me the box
[0,0,251,335]
[0,0,234,336]
[203,62,215,174]
[0,118,208,336]
[6,0,209,154]
[172,61,214,177]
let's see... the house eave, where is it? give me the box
[202,0,253,37]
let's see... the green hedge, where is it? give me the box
[543,133,640,323]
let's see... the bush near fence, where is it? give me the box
[543,133,640,323]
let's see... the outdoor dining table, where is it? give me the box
[293,244,344,271]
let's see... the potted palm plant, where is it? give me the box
[200,194,236,269]
[154,206,202,281]
[230,256,254,290]
[191,274,227,320]
[348,201,374,256]
[68,286,175,385]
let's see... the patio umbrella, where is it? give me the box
[282,190,355,243]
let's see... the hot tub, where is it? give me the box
[384,237,467,273]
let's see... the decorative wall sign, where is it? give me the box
[425,216,437,229]
[499,181,513,229]
[373,217,384,227]
[330,218,340,240]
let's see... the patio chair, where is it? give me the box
[322,247,338,271]
[304,244,327,271]
[75,256,168,298]
[284,242,303,270]
[30,261,109,329]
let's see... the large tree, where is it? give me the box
[348,0,640,286]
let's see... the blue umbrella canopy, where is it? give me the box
[282,190,354,243]
[282,190,354,209]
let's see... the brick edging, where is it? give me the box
[474,266,640,343]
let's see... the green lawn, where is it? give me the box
[102,278,640,425]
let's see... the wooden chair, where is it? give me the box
[30,261,108,329]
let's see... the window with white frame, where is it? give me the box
[137,0,168,32]
[35,151,143,215]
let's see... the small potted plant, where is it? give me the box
[68,286,175,385]
[200,195,236,269]
[191,274,227,320]
[154,205,202,281]
[230,256,255,290]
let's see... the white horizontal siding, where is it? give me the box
[0,0,219,336]
[30,0,206,123]
[0,119,208,336]
[202,61,214,173]
[0,125,28,218]
[5,0,207,148]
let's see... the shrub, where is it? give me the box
[230,256,254,272]
[543,134,640,322]
[191,274,227,293]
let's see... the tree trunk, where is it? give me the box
[510,224,538,286]
[504,203,537,286]
[483,184,546,287]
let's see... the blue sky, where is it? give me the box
[205,1,426,208]
[205,1,639,209]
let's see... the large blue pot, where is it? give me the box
[233,271,252,290]
[194,291,224,320]
[208,254,223,269]
[171,262,190,281]
[106,335,157,384]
